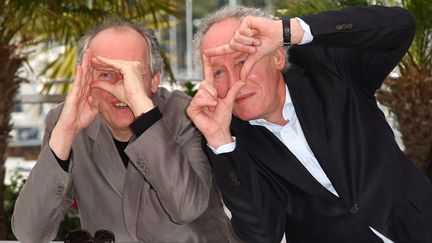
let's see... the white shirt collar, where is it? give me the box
[249,85,293,127]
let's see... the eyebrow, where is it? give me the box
[211,52,248,67]
[233,52,248,61]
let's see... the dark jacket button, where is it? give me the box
[228,171,240,186]
[350,203,359,214]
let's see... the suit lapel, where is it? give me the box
[86,115,126,198]
[232,118,326,194]
[285,66,343,198]
[122,163,145,242]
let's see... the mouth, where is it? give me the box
[112,102,129,109]
[235,93,254,103]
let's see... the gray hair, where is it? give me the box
[77,19,163,76]
[192,5,289,69]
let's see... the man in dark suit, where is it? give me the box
[12,20,240,243]
[187,5,432,243]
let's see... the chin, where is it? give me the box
[115,116,135,127]
[233,110,256,122]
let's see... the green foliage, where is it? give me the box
[275,0,396,16]
[276,0,432,178]
[1,0,180,84]
[184,81,198,97]
[4,172,25,240]
[401,0,432,69]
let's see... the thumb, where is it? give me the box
[225,80,246,106]
[88,95,99,112]
[240,56,260,80]
[240,16,266,36]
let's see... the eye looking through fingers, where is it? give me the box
[93,69,122,83]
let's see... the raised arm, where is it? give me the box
[294,5,416,94]
[206,6,415,95]
[12,51,98,242]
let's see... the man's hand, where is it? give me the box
[187,55,245,148]
[204,16,283,80]
[91,56,155,116]
[49,50,99,160]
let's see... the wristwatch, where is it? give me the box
[282,16,291,46]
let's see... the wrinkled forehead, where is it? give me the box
[200,18,241,54]
[89,27,149,62]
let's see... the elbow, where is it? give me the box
[169,199,210,225]
[170,207,207,225]
[397,7,416,38]
[405,8,416,38]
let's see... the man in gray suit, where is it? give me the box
[12,20,239,243]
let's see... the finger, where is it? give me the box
[229,40,257,54]
[192,97,218,108]
[91,57,119,72]
[199,81,218,99]
[202,55,215,86]
[225,80,246,105]
[73,65,83,90]
[91,80,116,96]
[233,30,261,46]
[87,95,99,112]
[187,97,216,117]
[80,50,93,97]
[95,56,126,71]
[238,17,256,37]
[204,45,235,57]
[240,16,266,36]
[238,26,259,37]
[84,50,95,85]
[240,55,261,81]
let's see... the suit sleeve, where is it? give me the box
[206,138,286,243]
[124,92,213,224]
[295,5,415,95]
[12,107,74,243]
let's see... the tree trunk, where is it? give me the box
[425,144,432,181]
[0,44,22,239]
[376,67,432,181]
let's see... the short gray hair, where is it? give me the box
[192,5,288,69]
[77,19,163,76]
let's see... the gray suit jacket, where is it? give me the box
[12,88,240,243]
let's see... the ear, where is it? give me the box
[150,71,161,93]
[272,47,286,71]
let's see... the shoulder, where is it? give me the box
[44,103,65,131]
[153,87,191,115]
[152,88,198,137]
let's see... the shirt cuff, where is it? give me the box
[51,147,70,172]
[208,137,237,154]
[296,17,313,44]
[130,106,163,137]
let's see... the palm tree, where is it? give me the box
[376,0,432,178]
[0,0,178,238]
[276,0,432,181]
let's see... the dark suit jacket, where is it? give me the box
[207,6,432,243]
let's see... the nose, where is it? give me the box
[228,67,241,87]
